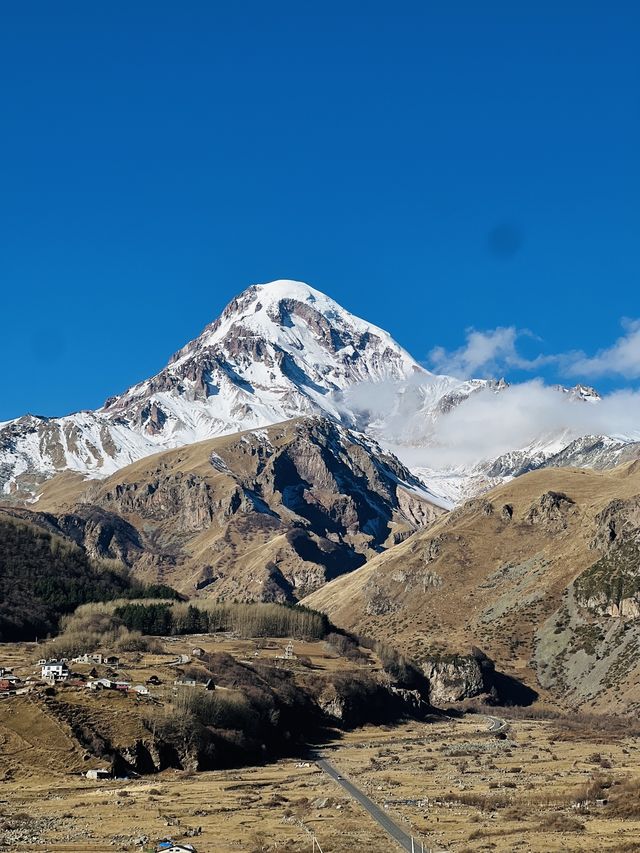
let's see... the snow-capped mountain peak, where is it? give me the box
[1,279,638,505]
[103,279,424,426]
[0,281,426,499]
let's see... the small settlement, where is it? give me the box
[1,644,216,704]
[0,666,23,695]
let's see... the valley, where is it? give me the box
[3,281,640,850]
[2,710,640,851]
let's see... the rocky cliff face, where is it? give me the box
[421,656,485,705]
[570,495,640,619]
[2,505,144,566]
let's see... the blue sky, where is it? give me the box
[1,1,639,420]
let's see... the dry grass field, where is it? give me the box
[0,758,387,852]
[3,703,640,851]
[323,715,640,852]
[3,638,640,851]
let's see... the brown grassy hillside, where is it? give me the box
[305,463,640,713]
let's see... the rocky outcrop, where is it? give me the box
[0,505,143,565]
[575,541,640,619]
[421,655,485,705]
[316,678,429,727]
[586,596,640,619]
[572,497,640,620]
[524,491,576,530]
[591,496,640,552]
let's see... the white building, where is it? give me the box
[86,678,115,690]
[41,661,69,681]
[73,653,103,665]
[174,678,198,687]
[86,768,111,780]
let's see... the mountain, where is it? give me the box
[1,279,638,505]
[305,462,640,712]
[0,281,425,501]
[7,417,443,602]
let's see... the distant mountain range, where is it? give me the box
[2,279,639,505]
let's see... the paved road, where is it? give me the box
[314,756,420,851]
[483,714,508,733]
[313,715,506,850]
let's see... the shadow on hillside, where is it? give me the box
[488,669,539,707]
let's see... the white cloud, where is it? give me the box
[429,318,640,383]
[407,381,640,469]
[429,326,551,378]
[342,375,640,473]
[342,318,640,476]
[563,319,640,379]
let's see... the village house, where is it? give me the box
[86,678,131,692]
[162,846,196,853]
[41,661,70,682]
[191,647,205,658]
[86,768,111,780]
[86,678,114,690]
[156,842,197,853]
[104,655,120,666]
[73,653,103,665]
[132,684,150,695]
[0,670,19,686]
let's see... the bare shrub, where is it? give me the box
[540,813,585,832]
[606,778,640,818]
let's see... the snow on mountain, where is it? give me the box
[1,279,638,504]
[0,281,428,500]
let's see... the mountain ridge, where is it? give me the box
[2,279,638,504]
[5,416,444,602]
